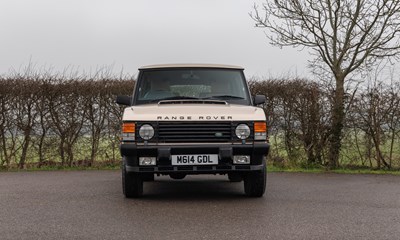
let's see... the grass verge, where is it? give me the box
[1,164,399,175]
[1,165,120,172]
[268,165,400,175]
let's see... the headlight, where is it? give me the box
[139,124,154,140]
[235,124,250,139]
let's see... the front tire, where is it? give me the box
[122,162,143,198]
[243,160,266,197]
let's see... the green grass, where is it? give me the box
[268,165,400,175]
[1,165,120,172]
[2,164,399,176]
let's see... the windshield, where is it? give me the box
[134,68,251,105]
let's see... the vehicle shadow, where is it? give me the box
[140,177,251,201]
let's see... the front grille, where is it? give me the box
[158,121,232,143]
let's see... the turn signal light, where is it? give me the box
[254,122,267,132]
[122,122,135,133]
[254,122,267,140]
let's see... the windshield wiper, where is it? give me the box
[204,95,244,100]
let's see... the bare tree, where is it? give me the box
[0,78,15,169]
[385,82,400,168]
[252,0,400,168]
[33,77,55,167]
[249,78,331,166]
[290,81,330,165]
[47,79,87,166]
[12,77,43,169]
[353,84,392,169]
[82,79,110,166]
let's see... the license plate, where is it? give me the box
[171,154,218,165]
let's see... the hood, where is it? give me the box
[123,103,266,121]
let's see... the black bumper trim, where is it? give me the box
[121,143,269,158]
[121,142,269,171]
[126,164,264,173]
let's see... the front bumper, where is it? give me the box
[120,142,269,173]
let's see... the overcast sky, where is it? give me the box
[0,0,311,78]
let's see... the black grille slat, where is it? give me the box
[217,166,232,170]
[159,125,230,128]
[158,166,174,171]
[197,166,213,170]
[159,128,231,131]
[158,121,232,143]
[159,129,231,135]
[159,132,230,138]
[235,166,251,170]
[178,166,193,171]
[162,139,229,142]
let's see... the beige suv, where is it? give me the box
[116,64,269,197]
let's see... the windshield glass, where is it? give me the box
[134,69,251,105]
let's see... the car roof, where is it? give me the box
[139,64,244,70]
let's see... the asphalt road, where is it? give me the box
[0,171,399,240]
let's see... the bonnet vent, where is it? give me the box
[158,100,227,105]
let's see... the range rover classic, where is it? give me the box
[116,64,269,197]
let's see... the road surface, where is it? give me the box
[0,171,399,240]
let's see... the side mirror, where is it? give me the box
[116,95,132,106]
[253,95,266,105]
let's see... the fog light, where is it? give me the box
[139,157,156,166]
[233,155,250,164]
